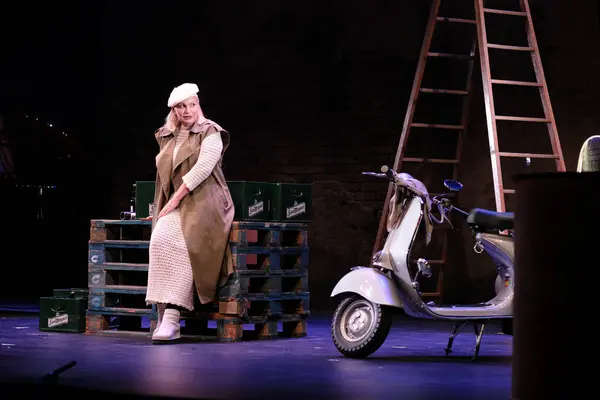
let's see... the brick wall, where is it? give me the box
[108,0,600,310]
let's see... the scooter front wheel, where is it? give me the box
[331,294,392,358]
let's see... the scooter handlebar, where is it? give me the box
[380,165,395,181]
[451,206,469,218]
[367,165,471,221]
[362,165,403,185]
[380,165,408,186]
[361,172,387,179]
[432,197,469,220]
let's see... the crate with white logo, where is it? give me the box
[227,181,272,221]
[270,183,312,222]
[39,294,87,333]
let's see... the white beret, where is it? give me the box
[167,83,199,107]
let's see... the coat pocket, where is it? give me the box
[223,191,233,210]
[216,186,232,210]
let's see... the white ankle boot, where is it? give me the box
[152,309,181,342]
[153,304,166,334]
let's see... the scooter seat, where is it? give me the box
[466,208,514,231]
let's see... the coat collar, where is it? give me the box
[157,118,208,137]
[156,118,212,197]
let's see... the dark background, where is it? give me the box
[0,0,598,310]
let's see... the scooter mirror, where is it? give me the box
[443,179,463,192]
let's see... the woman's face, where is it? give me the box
[173,96,200,127]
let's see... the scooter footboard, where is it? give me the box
[330,266,404,308]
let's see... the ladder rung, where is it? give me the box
[428,52,474,60]
[488,44,533,51]
[421,292,441,297]
[499,152,559,159]
[491,79,542,87]
[504,189,516,195]
[436,16,476,24]
[483,8,527,17]
[403,157,459,164]
[495,116,550,123]
[420,88,469,95]
[411,123,465,129]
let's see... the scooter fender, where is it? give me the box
[330,266,404,308]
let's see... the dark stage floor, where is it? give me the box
[0,306,512,400]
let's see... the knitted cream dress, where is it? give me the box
[145,127,223,311]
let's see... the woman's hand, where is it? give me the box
[157,197,180,219]
[157,184,191,220]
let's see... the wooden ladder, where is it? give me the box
[475,0,566,210]
[371,0,566,302]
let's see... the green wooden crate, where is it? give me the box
[39,296,87,333]
[227,181,272,221]
[53,288,89,299]
[270,183,312,222]
[135,181,156,219]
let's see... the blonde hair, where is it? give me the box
[163,95,205,131]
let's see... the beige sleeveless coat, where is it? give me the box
[151,119,235,304]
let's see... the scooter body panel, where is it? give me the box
[426,232,515,319]
[330,267,404,308]
[347,195,516,321]
[378,197,441,319]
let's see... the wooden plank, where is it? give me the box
[499,152,559,159]
[84,310,308,342]
[89,262,149,271]
[495,116,549,123]
[411,123,465,129]
[428,52,475,60]
[403,157,459,164]
[436,16,476,24]
[491,79,541,87]
[483,8,527,16]
[487,44,533,51]
[88,240,149,247]
[420,88,469,95]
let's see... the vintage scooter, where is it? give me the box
[330,165,514,360]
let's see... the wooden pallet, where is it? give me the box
[88,263,149,288]
[85,311,307,341]
[231,246,309,275]
[217,292,310,318]
[85,294,309,342]
[230,221,308,248]
[85,218,311,341]
[87,286,151,313]
[89,219,151,241]
[88,220,310,271]
[218,271,308,298]
[90,219,308,245]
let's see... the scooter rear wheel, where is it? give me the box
[331,294,392,358]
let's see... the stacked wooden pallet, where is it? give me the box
[85,219,309,341]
